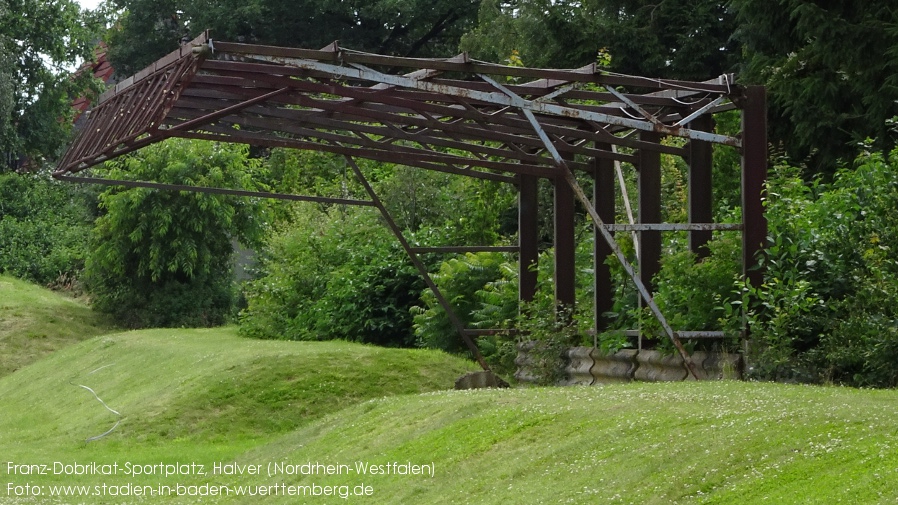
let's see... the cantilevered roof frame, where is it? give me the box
[55,30,742,180]
[56,31,768,379]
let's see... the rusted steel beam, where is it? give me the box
[602,223,742,232]
[554,170,577,314]
[463,329,521,337]
[742,86,768,288]
[164,87,291,134]
[593,152,615,333]
[519,174,539,304]
[176,130,521,184]
[622,330,727,339]
[409,246,519,254]
[174,122,536,182]
[688,115,714,257]
[639,131,662,300]
[55,175,376,206]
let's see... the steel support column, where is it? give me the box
[689,115,714,258]
[593,152,615,333]
[742,86,768,288]
[638,131,662,300]
[516,103,699,379]
[554,171,577,316]
[519,174,539,303]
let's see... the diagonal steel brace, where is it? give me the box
[481,76,701,380]
[344,156,492,371]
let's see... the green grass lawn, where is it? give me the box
[2,279,898,504]
[0,326,479,503]
[0,275,114,377]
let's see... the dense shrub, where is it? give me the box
[411,252,509,354]
[0,171,94,287]
[240,206,423,346]
[747,145,898,386]
[634,228,744,352]
[240,152,517,347]
[85,139,265,328]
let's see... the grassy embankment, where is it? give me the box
[2,278,898,504]
[0,275,114,377]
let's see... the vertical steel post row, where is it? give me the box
[517,106,699,379]
[554,173,577,317]
[593,152,615,333]
[638,132,662,304]
[519,174,539,304]
[689,115,714,259]
[741,86,768,288]
[344,156,491,371]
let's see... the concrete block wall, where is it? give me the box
[517,344,743,386]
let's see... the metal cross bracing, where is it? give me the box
[55,31,768,378]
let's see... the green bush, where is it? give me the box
[0,171,94,287]
[411,238,597,378]
[85,139,265,328]
[633,228,745,353]
[747,145,898,386]
[240,206,424,346]
[240,153,517,348]
[411,252,509,354]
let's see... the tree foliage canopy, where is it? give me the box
[460,0,737,79]
[106,0,480,75]
[86,139,266,327]
[0,0,102,165]
[731,0,898,173]
[0,172,95,286]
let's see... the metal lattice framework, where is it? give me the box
[56,31,768,377]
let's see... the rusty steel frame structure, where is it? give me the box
[55,31,767,377]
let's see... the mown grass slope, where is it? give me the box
[3,280,898,504]
[230,381,898,504]
[0,327,478,450]
[0,275,114,377]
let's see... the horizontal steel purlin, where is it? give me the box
[55,175,376,206]
[237,53,742,147]
[409,246,520,254]
[623,330,730,339]
[602,223,743,232]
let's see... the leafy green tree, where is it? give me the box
[461,0,737,79]
[0,0,102,167]
[85,138,266,328]
[106,0,480,75]
[411,252,507,353]
[731,0,898,174]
